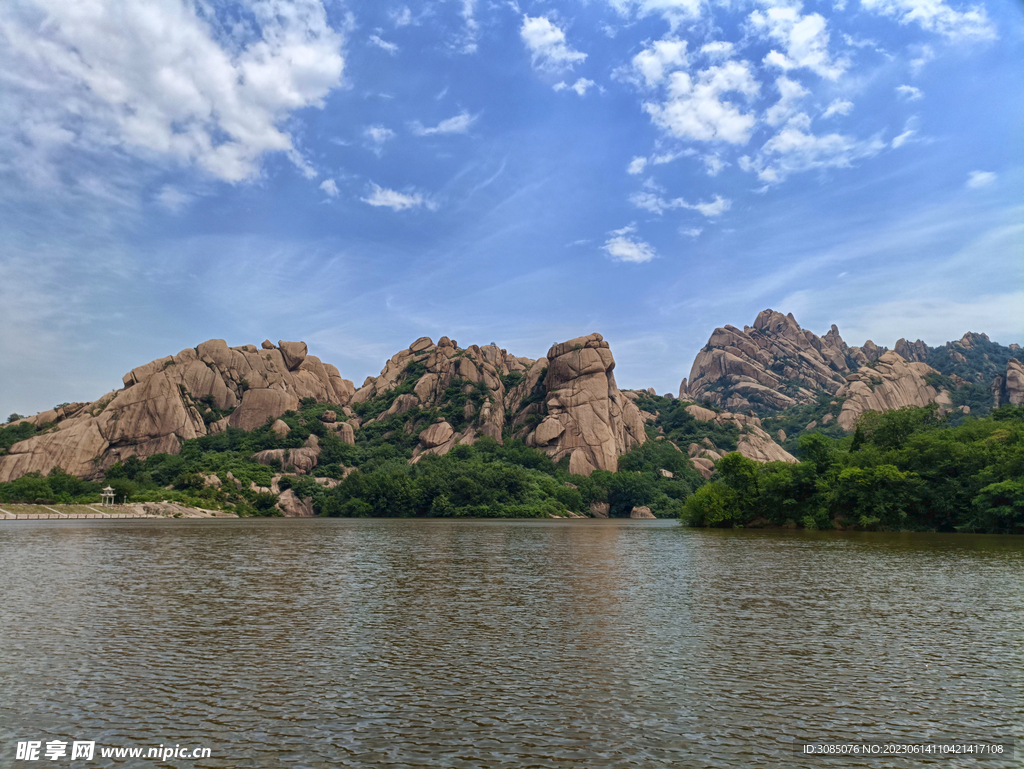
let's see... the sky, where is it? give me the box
[1,0,1022,418]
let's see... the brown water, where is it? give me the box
[0,518,1021,768]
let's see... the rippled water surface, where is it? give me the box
[1,519,1021,768]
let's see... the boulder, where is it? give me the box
[630,506,656,519]
[690,457,715,479]
[410,336,434,353]
[337,422,356,445]
[420,421,455,448]
[277,488,315,517]
[261,340,275,350]
[230,389,301,432]
[271,419,291,437]
[278,340,308,371]
[320,410,337,423]
[589,501,610,518]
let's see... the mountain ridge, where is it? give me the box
[3,311,1021,488]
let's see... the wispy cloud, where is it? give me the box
[410,111,477,136]
[896,84,923,100]
[630,192,732,217]
[740,115,886,183]
[362,183,438,211]
[822,99,853,118]
[861,0,996,40]
[155,185,191,213]
[369,34,399,55]
[966,171,996,189]
[319,179,339,197]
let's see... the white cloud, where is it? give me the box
[966,170,996,188]
[891,129,915,148]
[627,157,648,175]
[364,125,397,146]
[910,45,935,73]
[410,111,477,136]
[860,0,996,40]
[701,41,734,60]
[896,85,924,100]
[607,0,703,29]
[702,154,727,176]
[741,116,886,182]
[643,60,760,144]
[629,38,688,87]
[554,78,597,95]
[319,179,339,197]
[681,227,703,237]
[0,0,346,185]
[822,99,853,118]
[750,7,848,80]
[369,34,399,55]
[520,16,587,72]
[391,7,413,27]
[630,191,731,216]
[603,225,657,263]
[362,183,438,211]
[765,76,809,127]
[459,0,480,53]
[155,185,190,213]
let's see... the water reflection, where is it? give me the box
[0,520,1020,767]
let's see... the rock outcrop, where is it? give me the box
[993,358,1024,407]
[683,404,797,465]
[0,339,354,482]
[835,351,951,430]
[354,332,645,476]
[683,309,885,413]
[525,333,646,475]
[630,506,656,519]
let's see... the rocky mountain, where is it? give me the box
[683,309,1023,424]
[0,332,666,483]
[0,339,354,483]
[681,309,885,412]
[3,314,1019,494]
[347,332,648,476]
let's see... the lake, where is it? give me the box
[1,518,1021,767]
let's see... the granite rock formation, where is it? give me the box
[525,334,646,475]
[993,358,1024,407]
[353,333,646,475]
[683,309,885,413]
[835,351,951,430]
[0,340,354,482]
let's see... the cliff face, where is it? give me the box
[682,309,884,413]
[835,351,951,430]
[0,340,354,482]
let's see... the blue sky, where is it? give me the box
[1,0,1021,418]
